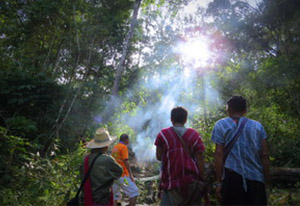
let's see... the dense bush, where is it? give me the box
[0,126,85,205]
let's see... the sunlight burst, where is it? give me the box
[174,36,212,74]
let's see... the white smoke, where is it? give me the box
[120,66,220,162]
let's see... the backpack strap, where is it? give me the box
[171,127,194,159]
[223,118,248,163]
[74,152,102,200]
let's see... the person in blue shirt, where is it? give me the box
[211,95,270,205]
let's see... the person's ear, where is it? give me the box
[226,105,232,115]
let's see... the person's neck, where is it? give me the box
[91,148,106,154]
[120,141,128,145]
[229,113,243,119]
[172,123,185,127]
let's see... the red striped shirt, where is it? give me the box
[155,127,205,190]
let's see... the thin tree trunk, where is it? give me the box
[57,38,94,129]
[111,0,142,96]
[42,38,95,156]
[42,34,57,72]
[41,3,94,156]
[52,45,62,75]
[50,3,82,134]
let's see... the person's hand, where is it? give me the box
[203,183,211,206]
[203,193,210,206]
[215,184,222,203]
[130,174,135,182]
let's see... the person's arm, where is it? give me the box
[260,139,270,183]
[124,159,134,182]
[194,152,205,180]
[109,156,123,179]
[215,144,224,203]
[215,144,224,183]
[156,146,163,161]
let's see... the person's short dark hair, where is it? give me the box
[171,107,188,124]
[120,134,129,142]
[227,95,247,113]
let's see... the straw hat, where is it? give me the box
[86,128,117,149]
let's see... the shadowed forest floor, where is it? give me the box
[123,161,300,206]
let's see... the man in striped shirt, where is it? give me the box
[212,95,270,205]
[155,107,205,205]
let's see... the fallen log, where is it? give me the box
[135,161,300,184]
[270,167,300,183]
[136,175,160,182]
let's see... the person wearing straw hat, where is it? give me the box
[80,128,123,206]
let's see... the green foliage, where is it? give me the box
[0,127,86,205]
[5,116,37,135]
[268,183,300,206]
[0,70,64,144]
[192,110,225,163]
[0,127,33,186]
[250,104,300,167]
[1,0,300,204]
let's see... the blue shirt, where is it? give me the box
[211,117,267,184]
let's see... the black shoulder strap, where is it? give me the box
[74,152,102,198]
[223,118,248,163]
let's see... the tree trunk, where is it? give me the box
[111,0,142,96]
[41,31,95,157]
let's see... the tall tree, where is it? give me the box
[112,0,142,96]
[206,0,300,166]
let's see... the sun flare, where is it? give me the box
[174,36,212,70]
